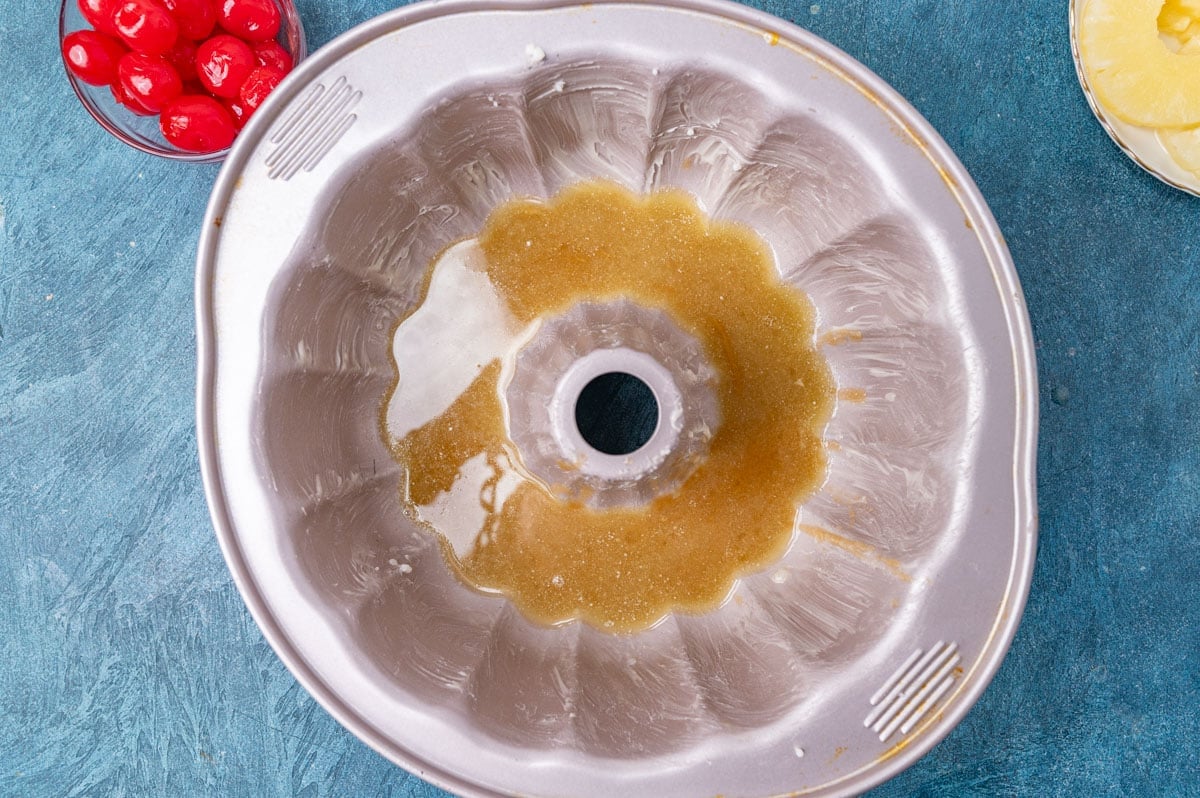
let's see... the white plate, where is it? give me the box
[1070,0,1200,196]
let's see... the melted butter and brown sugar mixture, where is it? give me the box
[383,181,833,631]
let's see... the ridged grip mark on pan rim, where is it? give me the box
[266,76,362,181]
[864,640,961,742]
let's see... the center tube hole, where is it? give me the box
[574,372,660,455]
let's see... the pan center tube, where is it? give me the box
[502,299,720,509]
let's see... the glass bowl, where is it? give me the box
[58,0,307,163]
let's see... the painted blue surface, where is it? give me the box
[1,1,1198,795]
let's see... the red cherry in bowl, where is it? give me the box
[63,29,128,85]
[160,94,237,152]
[196,33,256,98]
[252,38,292,73]
[111,0,179,55]
[164,37,199,82]
[238,64,285,113]
[216,0,281,42]
[161,0,214,40]
[78,0,119,34]
[117,51,183,112]
[110,77,156,115]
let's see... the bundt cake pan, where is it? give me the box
[195,1,1038,795]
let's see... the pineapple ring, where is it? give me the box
[1159,125,1200,177]
[1080,0,1200,127]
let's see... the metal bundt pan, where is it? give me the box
[196,1,1038,795]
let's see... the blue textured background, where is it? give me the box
[2,1,1198,795]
